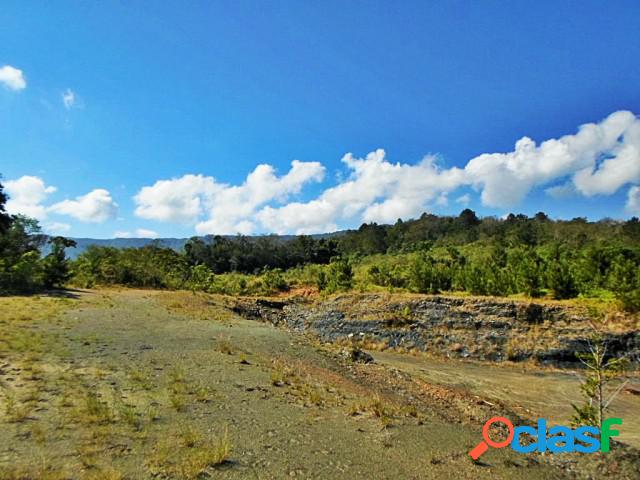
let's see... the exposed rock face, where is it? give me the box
[232,294,640,366]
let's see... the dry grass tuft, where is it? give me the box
[145,426,232,479]
[215,334,234,355]
[270,357,296,386]
[2,390,33,423]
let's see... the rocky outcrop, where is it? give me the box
[232,294,640,366]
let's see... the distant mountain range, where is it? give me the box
[54,233,343,259]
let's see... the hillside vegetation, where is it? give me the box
[71,211,640,313]
[2,178,640,312]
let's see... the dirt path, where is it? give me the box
[370,351,640,449]
[0,289,633,479]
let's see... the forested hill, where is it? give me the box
[55,233,344,259]
[53,210,640,259]
[57,238,188,259]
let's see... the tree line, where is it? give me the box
[2,176,639,311]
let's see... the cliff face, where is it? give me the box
[232,294,640,366]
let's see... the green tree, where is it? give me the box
[546,244,578,299]
[464,264,487,295]
[9,251,43,292]
[609,256,640,312]
[408,253,452,294]
[188,264,215,292]
[0,215,46,292]
[41,236,77,288]
[319,258,353,293]
[513,247,543,297]
[571,335,628,430]
[0,179,12,233]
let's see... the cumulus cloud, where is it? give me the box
[134,161,325,235]
[258,200,339,235]
[62,88,75,109]
[49,189,118,223]
[258,150,464,233]
[124,110,640,235]
[4,175,120,225]
[465,110,640,207]
[0,65,26,90]
[627,185,640,215]
[195,161,325,235]
[135,174,219,223]
[4,176,57,220]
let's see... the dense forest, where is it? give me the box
[1,178,639,312]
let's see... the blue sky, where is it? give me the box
[1,1,640,238]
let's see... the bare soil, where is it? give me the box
[0,289,638,479]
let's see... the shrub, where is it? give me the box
[261,268,289,293]
[318,258,353,293]
[609,256,640,312]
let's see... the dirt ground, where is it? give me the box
[0,289,637,479]
[371,350,640,448]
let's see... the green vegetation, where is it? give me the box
[0,179,76,293]
[69,208,640,313]
[2,175,639,312]
[571,334,629,429]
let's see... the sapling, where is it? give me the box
[571,333,629,430]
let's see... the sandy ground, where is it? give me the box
[0,288,636,479]
[371,351,640,448]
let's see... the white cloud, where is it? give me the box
[49,189,118,223]
[195,160,325,235]
[435,193,448,207]
[545,182,576,199]
[626,185,640,215]
[134,174,219,223]
[4,176,57,220]
[62,88,75,109]
[466,110,640,207]
[126,110,640,235]
[258,150,465,233]
[135,228,157,238]
[0,65,26,91]
[6,111,640,236]
[4,176,120,225]
[134,161,325,235]
[258,200,339,235]
[44,222,71,234]
[455,193,471,206]
[113,229,157,238]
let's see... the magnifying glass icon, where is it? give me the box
[469,416,514,460]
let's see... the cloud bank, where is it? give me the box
[129,110,640,234]
[5,110,640,235]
